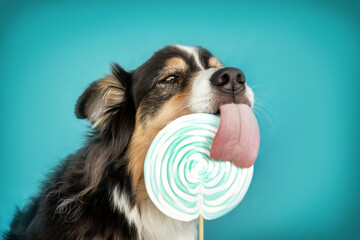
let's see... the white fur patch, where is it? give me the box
[112,186,142,236]
[113,189,197,240]
[189,68,220,113]
[244,83,255,108]
[140,199,197,240]
[175,45,205,70]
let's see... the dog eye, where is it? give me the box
[161,75,179,84]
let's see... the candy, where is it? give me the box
[144,113,254,221]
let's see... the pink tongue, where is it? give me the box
[210,104,260,168]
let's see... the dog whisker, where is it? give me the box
[248,84,262,90]
[254,104,276,128]
[255,97,277,118]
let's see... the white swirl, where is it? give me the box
[144,113,253,221]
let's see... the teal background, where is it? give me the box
[1,0,359,239]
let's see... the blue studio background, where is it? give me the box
[1,0,359,239]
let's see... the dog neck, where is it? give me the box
[126,121,160,203]
[139,199,197,240]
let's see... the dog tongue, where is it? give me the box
[210,104,260,168]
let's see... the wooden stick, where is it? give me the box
[199,215,204,240]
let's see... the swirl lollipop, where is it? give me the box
[144,113,255,222]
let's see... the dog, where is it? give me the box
[4,45,254,240]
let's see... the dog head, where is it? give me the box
[75,45,254,201]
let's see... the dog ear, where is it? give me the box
[75,63,133,129]
[74,64,136,197]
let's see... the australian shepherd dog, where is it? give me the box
[4,45,254,240]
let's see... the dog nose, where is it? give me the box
[210,67,245,93]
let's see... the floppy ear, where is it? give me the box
[74,64,136,197]
[75,63,133,129]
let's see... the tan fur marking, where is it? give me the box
[127,84,193,203]
[89,75,125,128]
[208,57,223,68]
[166,57,187,71]
[157,57,188,82]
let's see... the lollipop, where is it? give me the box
[144,113,255,222]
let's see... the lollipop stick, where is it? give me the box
[199,215,204,240]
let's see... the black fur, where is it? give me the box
[4,63,138,239]
[3,45,215,240]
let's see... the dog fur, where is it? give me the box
[3,45,254,240]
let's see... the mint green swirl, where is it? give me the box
[144,113,254,221]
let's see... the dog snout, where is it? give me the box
[210,67,245,93]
